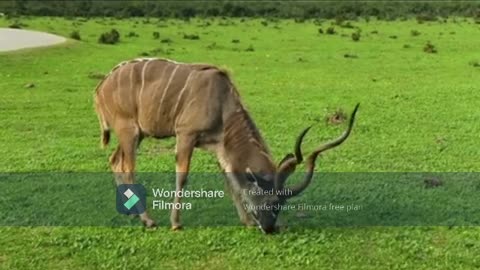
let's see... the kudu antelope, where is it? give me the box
[94,58,359,233]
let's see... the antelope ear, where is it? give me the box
[278,153,294,167]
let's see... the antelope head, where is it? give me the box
[241,104,360,233]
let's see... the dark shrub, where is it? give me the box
[411,30,421,36]
[183,34,200,40]
[344,53,358,58]
[206,42,218,50]
[98,29,120,44]
[326,27,336,35]
[160,38,173,44]
[318,28,324,34]
[261,21,268,26]
[423,42,437,53]
[468,60,480,67]
[198,21,211,27]
[351,31,361,41]
[313,19,323,26]
[416,14,437,24]
[245,45,255,52]
[389,35,398,39]
[153,31,160,39]
[8,22,23,29]
[206,8,220,16]
[150,48,167,55]
[231,39,240,43]
[127,31,139,38]
[180,7,197,19]
[122,5,145,17]
[70,30,81,40]
[340,21,355,29]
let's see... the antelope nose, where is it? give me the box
[263,226,276,234]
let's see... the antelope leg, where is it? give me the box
[171,134,196,230]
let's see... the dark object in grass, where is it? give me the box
[416,14,438,24]
[403,44,411,48]
[261,21,268,27]
[70,30,81,40]
[231,39,240,43]
[340,21,355,29]
[326,27,336,35]
[424,177,443,188]
[127,31,139,38]
[313,19,322,26]
[98,29,120,44]
[206,42,217,50]
[150,47,168,55]
[153,31,160,39]
[469,60,480,67]
[160,38,173,44]
[423,42,437,53]
[411,30,421,36]
[326,109,347,125]
[351,32,361,42]
[344,53,358,59]
[9,21,26,29]
[371,30,379,34]
[389,35,398,39]
[245,45,255,52]
[24,83,35,89]
[183,34,200,40]
[88,72,105,80]
[318,28,324,34]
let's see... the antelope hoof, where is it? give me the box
[142,218,157,228]
[171,224,183,231]
[241,217,256,227]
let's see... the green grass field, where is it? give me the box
[1,17,480,269]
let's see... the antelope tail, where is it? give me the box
[94,91,110,149]
[101,128,110,148]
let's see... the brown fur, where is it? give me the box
[94,58,275,228]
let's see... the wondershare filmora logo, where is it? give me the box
[116,184,146,215]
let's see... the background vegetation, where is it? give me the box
[0,0,479,20]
